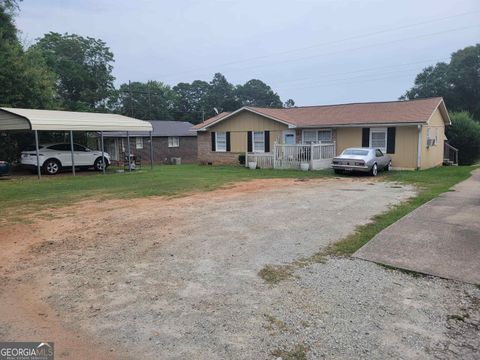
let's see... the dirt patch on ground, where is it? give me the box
[1,177,478,359]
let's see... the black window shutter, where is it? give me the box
[226,132,231,152]
[387,127,396,154]
[211,132,216,151]
[362,128,370,147]
[247,131,253,152]
[264,131,270,152]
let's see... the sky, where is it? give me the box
[15,0,480,107]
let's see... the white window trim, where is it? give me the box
[369,127,388,152]
[168,136,179,148]
[301,128,332,144]
[215,132,226,152]
[252,131,265,153]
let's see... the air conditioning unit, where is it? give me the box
[170,157,182,165]
[427,138,436,147]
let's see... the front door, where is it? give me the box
[283,130,296,144]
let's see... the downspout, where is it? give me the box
[416,124,422,170]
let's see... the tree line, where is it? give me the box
[401,44,480,165]
[1,1,479,164]
[0,1,293,125]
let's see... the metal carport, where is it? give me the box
[0,107,153,179]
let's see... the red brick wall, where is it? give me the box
[197,132,242,165]
[119,136,197,164]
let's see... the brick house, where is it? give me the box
[193,98,451,170]
[102,120,197,164]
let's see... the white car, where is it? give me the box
[21,143,110,175]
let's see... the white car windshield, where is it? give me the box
[342,149,369,156]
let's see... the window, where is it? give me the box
[73,144,88,152]
[215,132,226,152]
[168,136,179,148]
[369,128,387,151]
[435,128,439,145]
[318,130,332,143]
[135,137,144,149]
[48,144,70,151]
[302,129,332,143]
[253,131,265,152]
[343,149,369,156]
[375,149,384,157]
[303,130,317,144]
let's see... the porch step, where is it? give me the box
[443,159,458,166]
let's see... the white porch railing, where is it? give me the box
[245,152,274,169]
[246,142,336,170]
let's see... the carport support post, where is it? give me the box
[70,130,75,176]
[127,131,131,172]
[149,131,153,170]
[101,131,105,175]
[34,130,41,179]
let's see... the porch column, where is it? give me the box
[70,130,75,176]
[310,143,314,170]
[127,131,131,172]
[34,130,41,179]
[149,131,153,170]
[101,131,105,175]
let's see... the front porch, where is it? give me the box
[246,142,336,170]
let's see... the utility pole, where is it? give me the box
[129,80,133,117]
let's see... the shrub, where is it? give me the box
[446,112,480,165]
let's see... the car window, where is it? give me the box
[375,149,384,157]
[342,149,369,156]
[73,144,88,152]
[23,145,44,151]
[48,144,70,151]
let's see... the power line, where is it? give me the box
[232,25,479,73]
[155,10,480,79]
[279,68,421,92]
[271,57,450,87]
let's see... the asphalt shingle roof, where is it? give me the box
[194,97,446,129]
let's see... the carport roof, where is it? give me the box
[0,107,153,132]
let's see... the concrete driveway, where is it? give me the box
[355,169,480,285]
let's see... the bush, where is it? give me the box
[446,112,480,165]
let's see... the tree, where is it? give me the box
[0,0,21,12]
[33,32,115,111]
[0,5,56,109]
[284,99,295,108]
[173,80,210,123]
[446,112,480,165]
[114,81,177,120]
[203,73,241,116]
[236,79,283,108]
[0,1,57,162]
[402,44,480,120]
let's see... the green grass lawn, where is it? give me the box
[320,165,477,256]
[0,164,333,220]
[0,164,475,227]
[257,164,477,284]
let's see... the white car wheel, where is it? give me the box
[371,163,378,177]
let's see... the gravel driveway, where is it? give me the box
[1,177,478,359]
